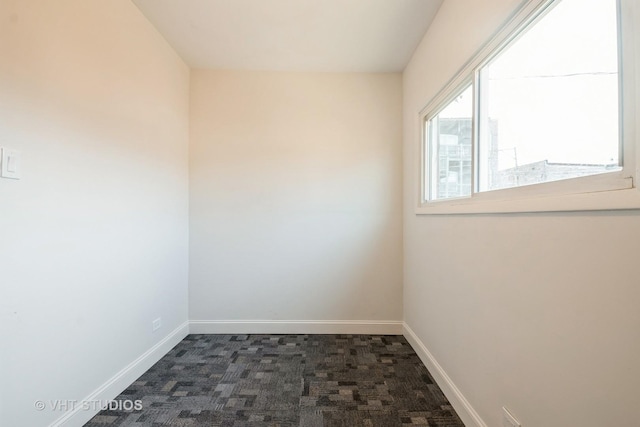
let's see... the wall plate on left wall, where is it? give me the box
[1,147,21,179]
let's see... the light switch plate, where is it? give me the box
[1,147,21,179]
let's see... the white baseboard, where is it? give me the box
[403,323,487,427]
[189,320,403,335]
[49,321,189,427]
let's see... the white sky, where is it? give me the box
[440,0,619,168]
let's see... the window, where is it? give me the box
[425,84,473,200]
[419,0,639,213]
[478,0,620,192]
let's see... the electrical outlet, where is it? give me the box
[152,317,162,332]
[502,407,521,427]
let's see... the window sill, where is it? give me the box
[415,176,639,214]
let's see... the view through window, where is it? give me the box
[477,0,620,192]
[426,85,473,200]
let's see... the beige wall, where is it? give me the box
[189,70,403,325]
[403,1,640,426]
[0,1,190,425]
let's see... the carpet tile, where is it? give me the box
[85,335,464,427]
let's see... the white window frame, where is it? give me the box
[416,0,640,214]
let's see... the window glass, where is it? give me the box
[477,0,620,192]
[426,85,473,200]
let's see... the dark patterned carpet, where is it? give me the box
[85,334,464,427]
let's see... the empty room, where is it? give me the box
[1,0,639,426]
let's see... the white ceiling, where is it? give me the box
[132,0,443,72]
